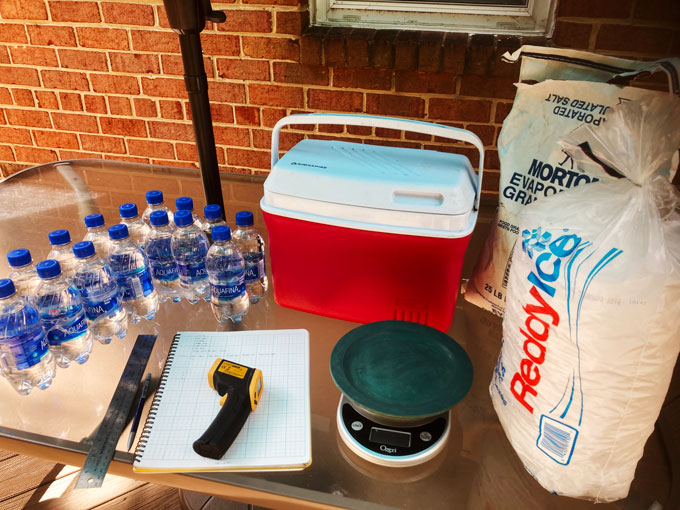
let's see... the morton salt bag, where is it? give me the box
[490,97,680,501]
[465,46,680,317]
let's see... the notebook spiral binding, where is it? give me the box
[133,333,180,463]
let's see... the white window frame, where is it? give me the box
[312,0,557,36]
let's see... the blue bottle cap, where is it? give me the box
[73,241,95,259]
[174,209,193,228]
[84,213,105,228]
[235,211,254,227]
[119,203,139,219]
[176,196,194,211]
[7,248,32,268]
[211,225,231,242]
[48,229,71,246]
[36,259,61,279]
[0,279,16,298]
[146,190,163,205]
[108,224,130,240]
[150,210,169,227]
[204,204,222,221]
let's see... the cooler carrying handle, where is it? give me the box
[271,113,485,211]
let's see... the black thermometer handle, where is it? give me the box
[193,389,251,459]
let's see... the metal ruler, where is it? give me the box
[75,334,157,489]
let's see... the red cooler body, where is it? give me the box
[261,114,485,332]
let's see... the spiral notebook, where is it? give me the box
[133,329,311,473]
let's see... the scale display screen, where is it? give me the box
[369,427,411,448]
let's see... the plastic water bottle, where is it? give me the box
[72,241,128,345]
[0,279,56,394]
[232,211,268,304]
[144,210,182,303]
[83,213,112,258]
[206,226,249,323]
[202,204,227,244]
[119,203,151,247]
[7,249,41,301]
[142,190,173,227]
[175,196,202,227]
[47,229,78,280]
[108,224,159,323]
[171,210,210,304]
[35,260,92,368]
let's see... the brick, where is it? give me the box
[58,149,100,159]
[41,70,89,91]
[371,30,398,69]
[374,127,401,139]
[110,52,159,74]
[418,32,443,73]
[10,46,58,67]
[348,125,372,136]
[59,92,83,111]
[0,66,40,86]
[0,126,32,144]
[129,27,180,52]
[553,21,592,50]
[100,117,147,137]
[159,100,184,120]
[275,11,306,35]
[243,36,298,60]
[0,144,15,161]
[141,77,187,98]
[366,93,424,117]
[176,143,198,162]
[107,96,132,115]
[84,95,107,114]
[235,106,260,125]
[227,148,269,169]
[27,25,76,47]
[465,34,495,76]
[5,108,52,128]
[300,36,321,66]
[429,98,492,122]
[49,1,100,22]
[261,107,286,127]
[214,126,251,147]
[308,89,363,112]
[596,24,674,54]
[346,36,370,69]
[51,112,98,133]
[11,89,35,107]
[334,68,391,90]
[252,128,301,149]
[324,32,346,67]
[273,62,329,86]
[77,27,128,50]
[249,84,303,107]
[460,75,516,100]
[127,139,175,159]
[14,146,58,164]
[134,98,157,118]
[394,31,419,71]
[35,91,58,109]
[33,129,79,149]
[217,58,270,81]
[494,101,513,123]
[0,45,8,64]
[148,120,193,141]
[221,10,272,33]
[152,159,197,168]
[156,5,171,28]
[90,74,139,95]
[199,33,240,57]
[442,33,468,74]
[0,89,11,104]
[209,81,246,103]
[405,130,431,142]
[0,23,28,44]
[493,36,521,79]
[242,0,297,6]
[80,133,125,153]
[208,103,234,124]
[105,154,149,164]
[58,49,108,71]
[464,124,496,146]
[161,54,212,77]
[634,0,680,22]
[102,2,155,26]
[0,0,47,20]
[395,71,456,94]
[558,0,633,19]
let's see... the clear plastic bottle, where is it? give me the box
[171,210,210,304]
[119,203,151,247]
[0,279,55,395]
[47,229,78,280]
[144,210,182,303]
[175,196,202,228]
[83,213,112,259]
[7,249,41,301]
[108,224,159,323]
[206,226,249,323]
[142,190,173,227]
[35,260,92,368]
[232,211,269,304]
[202,204,227,244]
[72,241,128,345]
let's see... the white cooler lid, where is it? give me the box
[263,139,478,238]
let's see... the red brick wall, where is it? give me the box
[0,0,678,199]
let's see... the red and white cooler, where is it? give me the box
[261,114,484,332]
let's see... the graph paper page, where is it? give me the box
[133,329,311,472]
